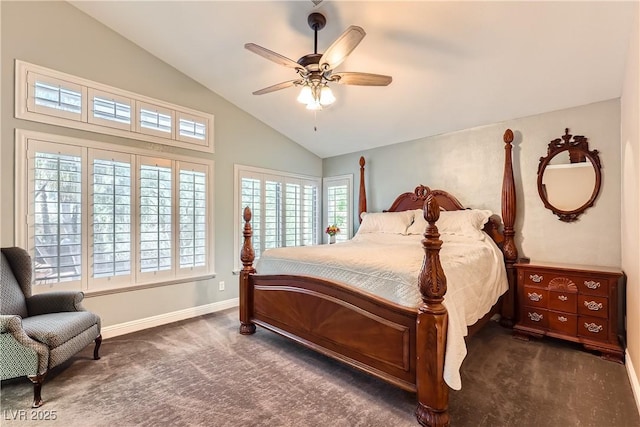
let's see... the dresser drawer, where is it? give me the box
[578,295,608,319]
[548,290,577,313]
[523,271,548,287]
[548,311,577,336]
[522,309,548,329]
[578,316,609,341]
[577,277,609,297]
[523,286,548,308]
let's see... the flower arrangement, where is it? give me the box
[325,224,340,236]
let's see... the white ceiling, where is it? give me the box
[70,1,636,159]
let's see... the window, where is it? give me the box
[87,88,133,131]
[137,102,174,138]
[177,111,209,147]
[31,146,84,287]
[138,159,173,277]
[89,151,133,286]
[178,165,207,270]
[16,60,214,153]
[15,129,214,294]
[235,165,320,267]
[323,175,353,243]
[26,72,86,122]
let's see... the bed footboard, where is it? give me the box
[239,196,451,427]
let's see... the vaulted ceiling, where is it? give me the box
[70,1,637,158]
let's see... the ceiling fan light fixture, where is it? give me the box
[319,84,335,106]
[306,99,323,111]
[297,85,314,104]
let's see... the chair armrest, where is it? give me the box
[26,291,85,316]
[0,315,50,374]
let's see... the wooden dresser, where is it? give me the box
[513,261,625,362]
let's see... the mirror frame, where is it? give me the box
[537,128,602,222]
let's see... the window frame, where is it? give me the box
[15,129,215,295]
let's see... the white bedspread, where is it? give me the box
[255,232,508,390]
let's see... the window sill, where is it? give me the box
[83,273,217,298]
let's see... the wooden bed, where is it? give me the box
[239,129,518,426]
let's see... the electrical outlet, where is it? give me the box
[218,281,225,291]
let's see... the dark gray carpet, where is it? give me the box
[1,308,638,426]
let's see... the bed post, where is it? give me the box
[500,129,518,328]
[415,194,449,427]
[358,156,367,222]
[239,206,256,335]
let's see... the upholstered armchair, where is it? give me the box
[0,247,102,407]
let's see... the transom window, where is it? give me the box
[16,60,214,153]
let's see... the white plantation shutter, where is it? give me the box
[323,175,353,243]
[29,143,84,288]
[88,88,133,131]
[264,180,282,251]
[178,164,207,270]
[27,72,86,122]
[177,111,209,147]
[285,182,301,247]
[137,102,174,138]
[302,184,318,245]
[138,159,173,277]
[90,151,133,286]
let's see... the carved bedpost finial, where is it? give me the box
[419,194,447,303]
[240,206,256,272]
[504,128,514,144]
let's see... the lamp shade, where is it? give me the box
[297,85,314,104]
[319,85,335,106]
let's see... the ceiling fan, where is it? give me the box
[245,12,392,110]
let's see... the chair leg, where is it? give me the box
[94,334,102,360]
[27,372,46,408]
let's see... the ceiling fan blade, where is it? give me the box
[252,80,301,95]
[319,26,366,71]
[245,43,305,71]
[332,72,392,86]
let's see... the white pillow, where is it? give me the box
[407,208,492,240]
[357,210,415,235]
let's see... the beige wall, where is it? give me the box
[325,99,622,267]
[621,2,640,409]
[0,2,322,327]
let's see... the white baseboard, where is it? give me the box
[101,298,239,340]
[627,349,640,416]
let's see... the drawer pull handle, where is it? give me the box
[528,312,543,322]
[584,280,601,289]
[558,316,568,322]
[530,274,543,283]
[584,322,603,333]
[557,295,568,302]
[528,292,543,302]
[584,301,603,311]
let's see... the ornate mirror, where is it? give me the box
[537,128,602,222]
